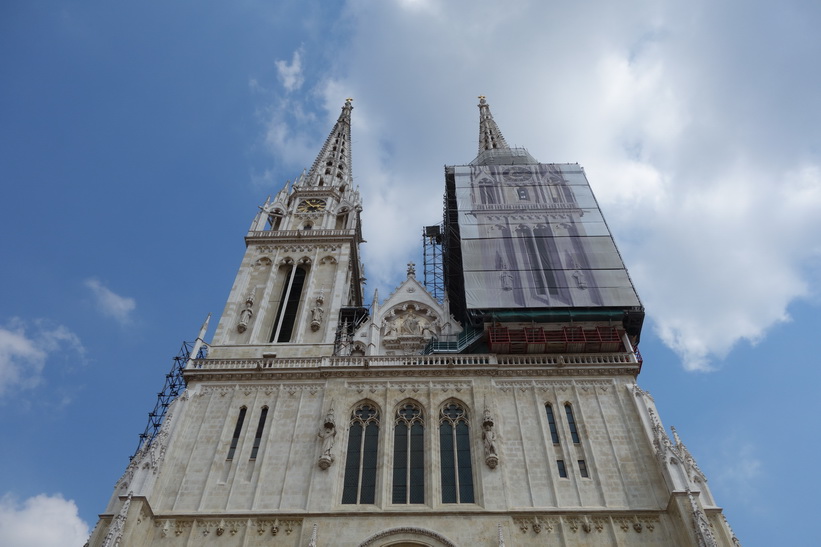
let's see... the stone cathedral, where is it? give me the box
[88,99,740,546]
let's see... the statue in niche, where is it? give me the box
[317,409,336,469]
[482,408,499,469]
[236,292,254,333]
[310,294,324,331]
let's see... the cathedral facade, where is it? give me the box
[87,99,739,546]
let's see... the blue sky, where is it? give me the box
[1,1,820,545]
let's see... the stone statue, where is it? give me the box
[482,408,499,469]
[237,292,254,333]
[403,313,421,335]
[310,295,324,331]
[317,409,336,469]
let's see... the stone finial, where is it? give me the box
[406,262,416,278]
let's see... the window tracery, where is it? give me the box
[342,402,380,504]
[439,402,474,503]
[393,402,424,504]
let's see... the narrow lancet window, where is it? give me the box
[249,407,268,460]
[578,459,589,478]
[545,403,560,444]
[439,402,474,504]
[557,459,568,478]
[270,265,308,343]
[564,403,580,444]
[342,403,380,504]
[392,402,424,504]
[227,406,247,460]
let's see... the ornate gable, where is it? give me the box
[354,263,462,356]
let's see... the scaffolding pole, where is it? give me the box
[131,316,210,459]
[422,224,445,304]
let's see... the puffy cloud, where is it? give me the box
[256,0,821,370]
[275,49,304,92]
[84,278,136,325]
[712,440,764,512]
[0,319,84,398]
[0,493,89,547]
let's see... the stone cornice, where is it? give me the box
[184,353,640,382]
[245,229,356,245]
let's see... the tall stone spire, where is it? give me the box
[296,98,354,190]
[477,95,509,153]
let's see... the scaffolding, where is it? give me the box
[131,338,208,459]
[422,225,445,304]
[333,306,370,356]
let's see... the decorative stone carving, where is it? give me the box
[482,407,499,469]
[565,517,580,533]
[514,517,529,533]
[101,491,131,547]
[614,516,631,532]
[381,304,437,355]
[359,527,456,547]
[237,291,254,333]
[310,293,325,331]
[317,408,336,469]
[689,489,718,547]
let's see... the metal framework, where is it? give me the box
[333,306,370,356]
[422,225,445,304]
[132,339,208,459]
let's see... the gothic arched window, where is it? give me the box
[565,403,580,444]
[545,403,560,444]
[269,264,308,343]
[439,402,474,503]
[392,402,424,504]
[342,403,380,504]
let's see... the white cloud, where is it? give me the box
[712,440,764,513]
[256,0,821,369]
[0,493,90,547]
[275,49,304,92]
[85,278,136,325]
[0,319,84,398]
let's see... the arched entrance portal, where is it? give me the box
[358,527,457,547]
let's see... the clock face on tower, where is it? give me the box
[296,199,327,213]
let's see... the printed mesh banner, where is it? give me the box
[453,163,642,310]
